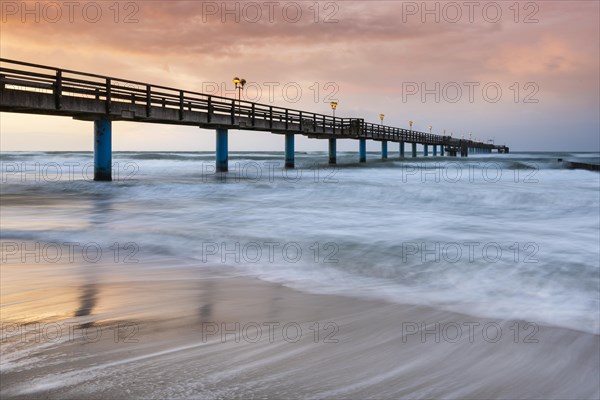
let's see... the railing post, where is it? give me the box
[0,74,5,91]
[313,114,317,132]
[55,70,62,110]
[146,85,151,117]
[179,91,184,120]
[269,106,273,129]
[322,115,326,133]
[251,103,255,126]
[230,99,235,125]
[207,96,212,123]
[333,116,336,135]
[285,109,288,130]
[105,78,111,114]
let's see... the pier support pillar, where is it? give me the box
[359,138,367,163]
[285,133,295,169]
[433,145,437,156]
[94,119,112,181]
[424,145,428,157]
[216,128,228,172]
[440,145,444,156]
[328,138,336,164]
[399,141,405,159]
[412,143,417,157]
[381,140,388,160]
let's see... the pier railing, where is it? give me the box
[0,58,504,150]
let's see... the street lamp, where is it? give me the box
[379,114,385,125]
[330,101,338,117]
[409,121,413,130]
[233,77,246,101]
[428,125,433,134]
[233,76,246,119]
[469,132,472,141]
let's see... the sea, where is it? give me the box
[1,151,599,335]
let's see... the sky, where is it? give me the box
[0,0,599,152]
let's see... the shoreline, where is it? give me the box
[2,260,599,399]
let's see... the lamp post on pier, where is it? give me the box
[233,76,246,119]
[330,101,338,117]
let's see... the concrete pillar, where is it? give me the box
[285,133,295,169]
[328,138,336,164]
[94,119,112,181]
[381,140,388,160]
[216,128,228,172]
[440,145,444,156]
[399,141,405,159]
[424,145,428,157]
[433,145,437,156]
[461,145,468,157]
[412,143,417,157]
[359,138,367,163]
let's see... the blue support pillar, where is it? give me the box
[359,138,367,163]
[285,133,295,168]
[381,140,388,160]
[216,128,228,172]
[399,141,405,159]
[412,143,417,157]
[328,138,336,164]
[424,145,429,156]
[433,145,437,156]
[94,119,112,181]
[441,145,444,156]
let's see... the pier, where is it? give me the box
[0,59,509,181]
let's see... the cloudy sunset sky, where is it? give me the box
[1,0,598,151]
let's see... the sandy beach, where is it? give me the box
[1,253,598,399]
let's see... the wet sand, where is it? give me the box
[1,257,599,399]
